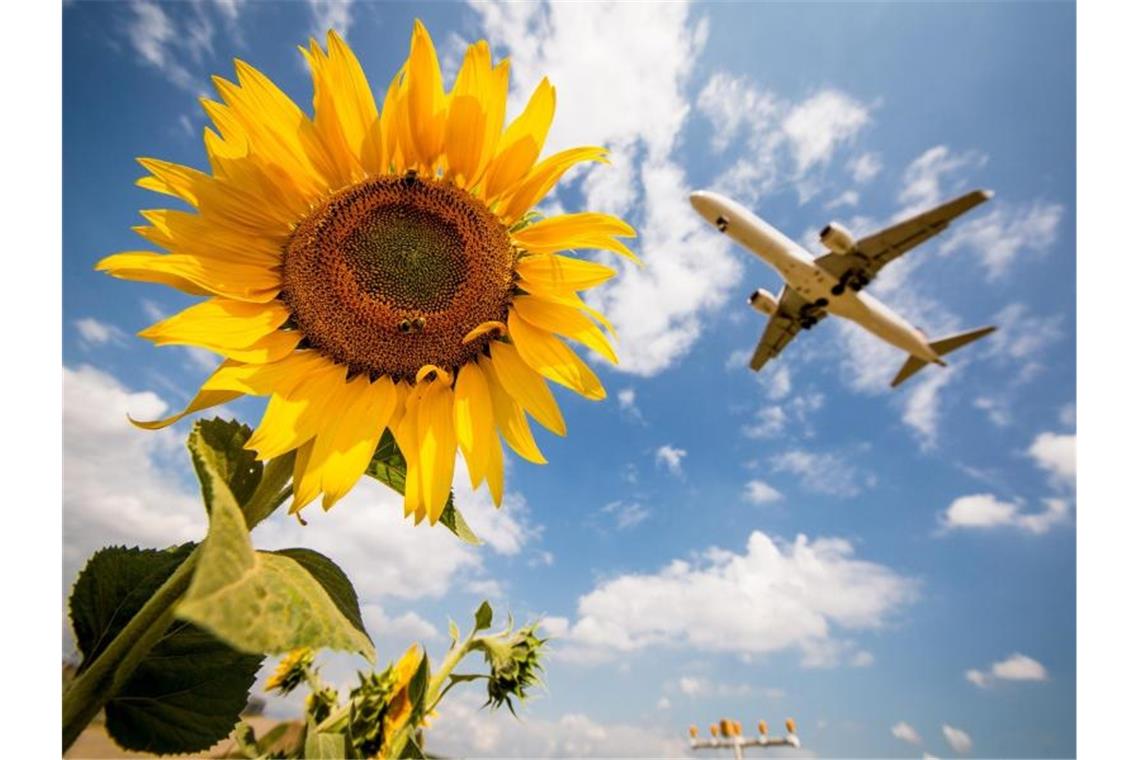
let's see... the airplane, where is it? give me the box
[689,188,998,387]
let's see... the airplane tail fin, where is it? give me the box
[890,325,998,388]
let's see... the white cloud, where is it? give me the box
[744,480,783,505]
[473,2,742,377]
[942,724,972,755]
[426,691,688,757]
[902,367,957,450]
[891,721,922,746]
[556,531,916,664]
[1027,432,1076,489]
[898,145,987,217]
[674,676,754,698]
[973,396,1012,427]
[770,449,867,498]
[75,317,126,348]
[765,365,793,401]
[655,444,687,477]
[64,365,201,580]
[697,73,873,204]
[306,0,354,37]
[616,387,645,423]
[743,406,788,439]
[939,201,1064,280]
[939,493,1069,535]
[123,0,228,93]
[656,696,671,710]
[697,71,782,154]
[362,605,440,644]
[825,190,860,210]
[850,649,874,667]
[966,653,1048,688]
[848,152,882,183]
[601,500,650,531]
[783,90,871,173]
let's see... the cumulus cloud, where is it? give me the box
[966,653,1047,689]
[123,0,231,92]
[1027,432,1076,489]
[426,691,688,757]
[939,493,1069,535]
[744,406,788,440]
[902,368,957,451]
[743,479,783,505]
[697,72,872,204]
[655,444,687,477]
[892,721,922,745]
[942,724,972,755]
[555,531,916,664]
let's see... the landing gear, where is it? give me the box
[831,270,870,296]
[715,216,729,233]
[798,298,829,329]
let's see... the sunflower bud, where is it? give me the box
[264,648,315,695]
[478,622,547,714]
[305,686,339,725]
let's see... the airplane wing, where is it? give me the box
[749,287,819,372]
[814,189,992,287]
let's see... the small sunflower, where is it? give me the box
[98,22,636,522]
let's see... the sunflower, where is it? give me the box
[98,22,636,523]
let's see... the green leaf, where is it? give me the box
[272,548,372,650]
[439,501,482,546]
[366,431,481,546]
[175,453,376,661]
[232,721,259,759]
[69,543,195,670]
[68,545,263,755]
[188,418,263,513]
[304,729,347,760]
[401,734,427,759]
[474,600,493,632]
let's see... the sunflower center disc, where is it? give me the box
[282,175,515,380]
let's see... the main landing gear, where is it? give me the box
[830,270,870,296]
[798,298,829,330]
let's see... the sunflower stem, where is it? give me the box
[62,451,294,751]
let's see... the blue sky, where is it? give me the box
[62,1,1075,756]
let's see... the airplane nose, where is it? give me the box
[689,190,717,220]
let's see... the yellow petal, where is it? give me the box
[483,78,555,200]
[130,362,244,430]
[497,146,608,224]
[453,361,494,487]
[489,340,566,435]
[203,351,331,397]
[393,382,426,517]
[479,355,546,464]
[246,363,348,460]
[136,208,285,266]
[290,439,319,514]
[444,41,495,187]
[484,427,505,507]
[403,20,447,171]
[516,253,616,293]
[417,377,457,523]
[96,252,281,302]
[507,309,606,401]
[377,64,406,172]
[512,212,639,263]
[317,376,400,510]
[462,320,507,344]
[511,297,617,364]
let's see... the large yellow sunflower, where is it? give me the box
[97,22,635,524]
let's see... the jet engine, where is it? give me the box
[820,221,856,254]
[748,288,778,316]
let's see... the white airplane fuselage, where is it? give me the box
[690,191,943,364]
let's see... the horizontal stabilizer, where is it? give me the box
[890,325,998,388]
[891,356,929,388]
[930,325,998,356]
